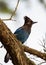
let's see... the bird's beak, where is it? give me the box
[33,22,37,24]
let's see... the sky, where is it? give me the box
[0,0,46,65]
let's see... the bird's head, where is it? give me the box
[24,16,37,27]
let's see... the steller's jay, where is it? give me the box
[4,16,37,63]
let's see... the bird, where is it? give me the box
[4,16,37,63]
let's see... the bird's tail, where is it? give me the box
[4,52,11,63]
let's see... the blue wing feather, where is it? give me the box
[14,27,22,34]
[14,27,29,43]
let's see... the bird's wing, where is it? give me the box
[14,27,22,34]
[14,27,29,43]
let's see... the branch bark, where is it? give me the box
[23,45,46,60]
[0,19,36,65]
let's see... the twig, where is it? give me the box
[2,0,20,21]
[30,57,41,62]
[38,61,46,65]
[39,39,46,52]
[10,0,20,20]
[2,18,16,21]
[39,40,45,48]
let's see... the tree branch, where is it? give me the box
[0,19,36,65]
[23,45,46,60]
[0,18,46,65]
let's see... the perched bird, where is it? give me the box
[4,16,37,63]
[14,16,37,43]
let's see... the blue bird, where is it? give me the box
[14,27,29,43]
[4,16,37,63]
